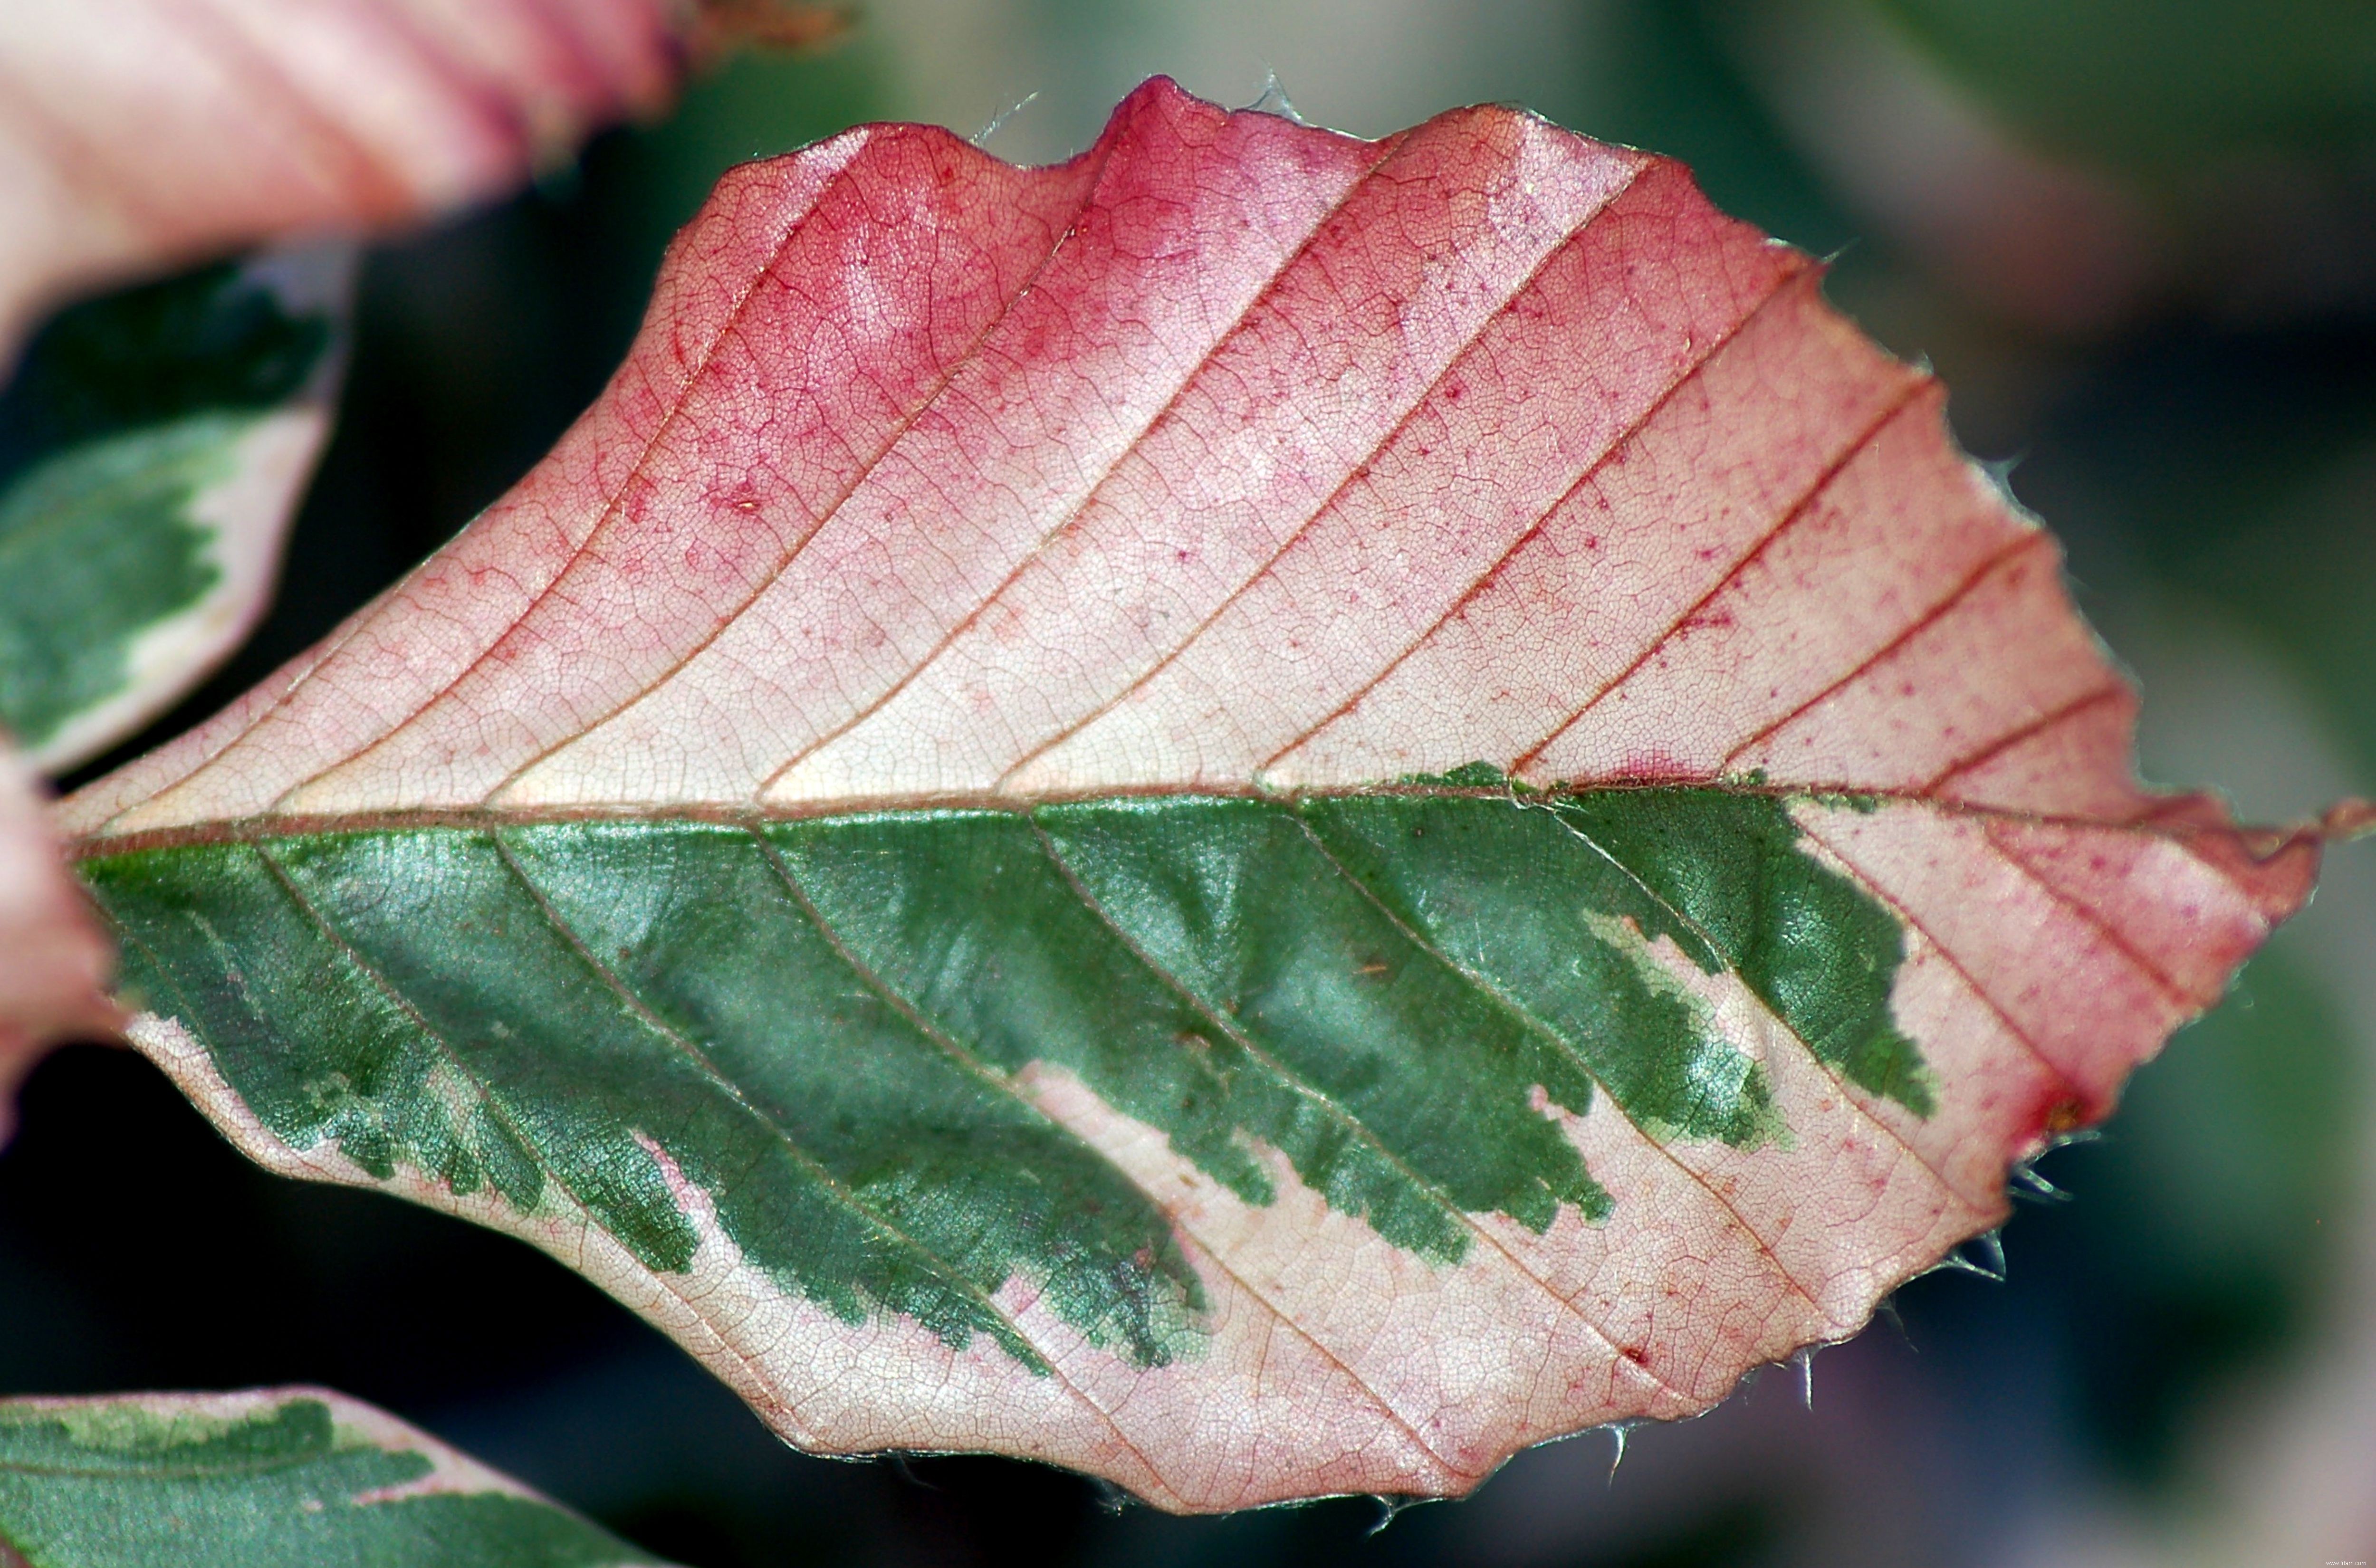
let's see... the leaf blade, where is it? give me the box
[65,79,2338,1511]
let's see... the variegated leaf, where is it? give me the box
[0,1387,672,1566]
[64,80,2341,1512]
[0,248,351,772]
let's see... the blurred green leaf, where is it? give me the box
[1866,0,2376,177]
[2056,937,2357,1477]
[0,1387,671,1567]
[0,256,347,771]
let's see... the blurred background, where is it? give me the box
[4,1,2375,1563]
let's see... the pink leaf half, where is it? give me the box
[0,742,115,1143]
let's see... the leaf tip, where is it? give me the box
[2322,797,2376,844]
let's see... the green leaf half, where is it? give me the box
[86,787,1922,1373]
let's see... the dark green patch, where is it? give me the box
[81,788,1927,1374]
[0,261,334,747]
[0,1393,658,1567]
[1303,791,1785,1145]
[508,820,1202,1368]
[0,263,330,472]
[1030,797,1611,1244]
[1540,789,1935,1114]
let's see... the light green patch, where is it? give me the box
[0,258,335,751]
[81,787,1928,1374]
[0,1392,664,1567]
[41,1399,260,1459]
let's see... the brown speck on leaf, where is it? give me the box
[2043,1097,2089,1136]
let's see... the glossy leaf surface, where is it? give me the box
[67,81,2329,1511]
[0,1387,671,1566]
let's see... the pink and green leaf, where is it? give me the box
[0,249,352,772]
[62,81,2341,1512]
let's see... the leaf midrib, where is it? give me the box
[64,781,2229,865]
[73,780,2238,1127]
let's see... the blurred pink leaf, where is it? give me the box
[0,0,698,360]
[0,742,115,1143]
